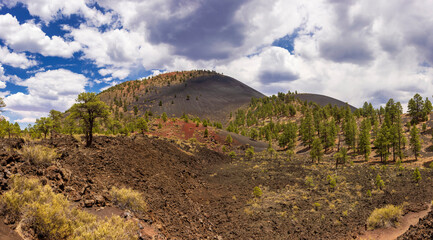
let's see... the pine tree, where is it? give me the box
[300,110,315,147]
[374,124,390,162]
[278,122,297,150]
[409,126,422,161]
[310,137,323,164]
[358,119,371,161]
[408,93,424,124]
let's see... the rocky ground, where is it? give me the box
[1,135,433,239]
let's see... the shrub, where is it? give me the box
[110,187,147,213]
[375,174,385,190]
[326,175,337,189]
[313,202,321,210]
[18,145,59,166]
[367,205,403,230]
[253,186,263,198]
[0,176,138,239]
[366,190,372,198]
[245,146,255,159]
[72,215,138,240]
[225,135,233,145]
[228,151,236,159]
[413,167,422,182]
[305,176,314,188]
[204,128,209,138]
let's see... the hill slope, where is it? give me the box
[99,71,265,123]
[295,93,357,111]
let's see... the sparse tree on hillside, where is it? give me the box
[310,137,323,164]
[35,117,53,139]
[408,94,425,124]
[136,117,148,135]
[300,110,314,147]
[279,122,297,150]
[70,92,110,147]
[374,124,390,162]
[334,147,348,169]
[410,126,422,161]
[358,119,371,161]
[161,112,168,122]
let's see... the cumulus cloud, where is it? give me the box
[2,0,112,26]
[0,14,80,57]
[0,45,37,68]
[4,69,87,122]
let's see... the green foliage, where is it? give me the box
[135,117,148,134]
[300,110,315,147]
[413,167,421,183]
[326,175,337,189]
[278,122,297,150]
[358,119,371,161]
[35,117,53,139]
[109,187,147,214]
[72,215,138,240]
[305,176,314,188]
[367,205,403,230]
[310,137,323,163]
[334,147,348,168]
[409,126,422,161]
[225,134,233,145]
[70,92,110,147]
[366,190,372,198]
[408,93,431,124]
[204,128,209,138]
[228,151,236,159]
[161,112,168,122]
[245,146,255,159]
[375,174,385,190]
[18,145,59,167]
[253,186,263,198]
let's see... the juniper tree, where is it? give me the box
[409,126,422,161]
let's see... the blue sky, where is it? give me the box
[1,0,433,126]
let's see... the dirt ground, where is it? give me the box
[1,135,433,239]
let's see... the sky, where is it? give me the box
[1,0,433,126]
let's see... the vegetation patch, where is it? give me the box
[367,205,403,230]
[0,176,139,240]
[18,145,59,167]
[110,186,147,214]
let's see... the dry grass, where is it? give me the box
[110,187,147,213]
[367,204,403,230]
[18,145,59,166]
[0,176,138,240]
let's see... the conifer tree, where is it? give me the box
[279,122,297,150]
[410,126,422,161]
[300,110,314,147]
[408,93,425,124]
[310,137,323,164]
[358,119,371,161]
[374,124,390,162]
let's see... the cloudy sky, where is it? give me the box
[1,0,433,125]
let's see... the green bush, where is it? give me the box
[326,175,337,189]
[18,145,59,166]
[375,174,385,190]
[367,205,403,230]
[110,187,147,213]
[253,186,263,198]
[72,215,138,240]
[413,167,422,182]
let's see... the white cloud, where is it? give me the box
[0,14,81,57]
[4,69,87,121]
[0,45,37,68]
[3,0,113,26]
